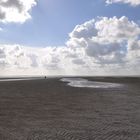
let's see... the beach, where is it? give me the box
[0,77,140,140]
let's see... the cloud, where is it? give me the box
[0,16,140,76]
[106,0,140,6]
[0,0,37,23]
[0,47,8,67]
[0,27,3,31]
[0,47,5,58]
[69,19,97,39]
[72,58,85,65]
[67,16,140,65]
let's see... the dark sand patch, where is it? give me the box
[0,77,140,139]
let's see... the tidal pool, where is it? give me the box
[60,78,122,88]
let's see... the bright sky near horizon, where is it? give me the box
[0,0,140,76]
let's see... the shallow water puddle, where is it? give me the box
[60,78,121,88]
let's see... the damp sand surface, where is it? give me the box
[0,77,140,140]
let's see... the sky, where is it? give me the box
[0,0,140,76]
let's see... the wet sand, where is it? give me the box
[0,77,140,140]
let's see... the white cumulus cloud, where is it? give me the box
[106,0,140,6]
[67,16,140,66]
[0,0,37,23]
[66,16,140,75]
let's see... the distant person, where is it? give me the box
[45,76,46,79]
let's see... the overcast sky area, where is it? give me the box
[0,0,140,76]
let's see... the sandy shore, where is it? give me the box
[0,77,140,140]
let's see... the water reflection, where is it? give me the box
[61,78,121,88]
